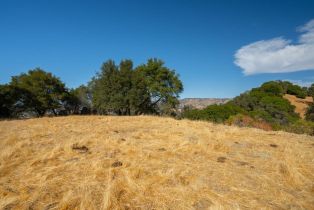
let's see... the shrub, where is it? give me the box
[308,84,314,97]
[182,103,244,123]
[282,120,314,136]
[249,109,273,122]
[182,80,310,135]
[260,81,284,96]
[233,90,268,111]
[234,89,299,125]
[260,96,296,115]
[305,103,314,122]
[286,84,307,99]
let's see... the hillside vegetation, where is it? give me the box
[0,116,313,209]
[0,59,183,118]
[2,62,314,135]
[182,81,314,135]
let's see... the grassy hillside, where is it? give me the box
[182,81,314,135]
[0,116,313,209]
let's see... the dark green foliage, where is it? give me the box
[259,96,298,124]
[1,58,182,118]
[0,84,17,118]
[92,60,120,114]
[62,89,80,114]
[233,90,268,111]
[277,81,293,93]
[128,70,152,114]
[92,59,139,115]
[233,83,299,125]
[282,120,314,135]
[248,110,273,122]
[9,68,68,116]
[182,103,245,123]
[257,80,307,98]
[305,103,314,122]
[135,59,183,113]
[259,81,284,96]
[275,80,307,98]
[92,58,183,115]
[286,84,307,99]
[182,80,302,132]
[181,80,314,135]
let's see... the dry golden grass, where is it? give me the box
[0,116,313,210]
[284,94,313,118]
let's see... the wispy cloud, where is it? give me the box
[284,78,314,87]
[234,19,314,75]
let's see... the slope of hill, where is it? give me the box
[0,116,313,209]
[179,98,230,110]
[283,94,313,119]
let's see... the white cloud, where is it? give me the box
[284,79,314,87]
[234,19,314,75]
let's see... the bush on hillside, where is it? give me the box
[182,80,306,135]
[234,89,299,125]
[282,120,314,136]
[308,84,314,97]
[305,103,314,122]
[260,96,298,117]
[260,81,284,96]
[261,80,307,98]
[286,84,307,99]
[233,90,268,111]
[248,109,274,122]
[182,103,245,123]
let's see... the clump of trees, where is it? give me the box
[182,80,314,135]
[0,58,183,118]
[1,69,71,117]
[91,59,183,115]
[2,61,314,136]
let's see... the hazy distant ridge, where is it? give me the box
[179,98,231,109]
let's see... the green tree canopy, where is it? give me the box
[260,81,284,96]
[92,60,125,114]
[91,58,183,115]
[64,85,93,114]
[0,84,19,118]
[9,68,67,116]
[135,59,183,114]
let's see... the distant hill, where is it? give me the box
[179,98,230,110]
[180,81,314,136]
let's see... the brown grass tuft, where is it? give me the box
[0,116,313,209]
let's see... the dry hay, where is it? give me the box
[0,116,313,209]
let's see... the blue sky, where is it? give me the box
[1,0,314,98]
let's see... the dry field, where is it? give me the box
[0,116,313,210]
[284,94,313,119]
